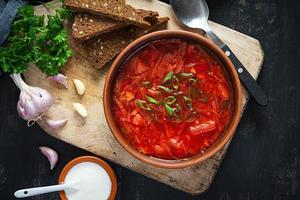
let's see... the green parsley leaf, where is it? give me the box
[0,5,72,76]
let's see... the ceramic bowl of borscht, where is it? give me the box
[104,30,242,168]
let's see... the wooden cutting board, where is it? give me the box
[24,0,264,195]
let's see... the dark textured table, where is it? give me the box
[0,0,299,199]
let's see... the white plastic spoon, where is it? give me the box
[14,182,78,198]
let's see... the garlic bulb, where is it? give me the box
[11,74,53,126]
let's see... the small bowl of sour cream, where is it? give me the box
[59,156,117,200]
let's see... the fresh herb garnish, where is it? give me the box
[163,71,174,83]
[174,103,182,112]
[158,85,172,93]
[173,91,184,96]
[0,5,72,76]
[183,96,193,110]
[164,104,176,116]
[137,71,207,119]
[172,75,179,90]
[141,81,151,88]
[178,72,194,78]
[145,95,159,105]
[188,78,197,84]
[163,96,176,105]
[136,99,152,110]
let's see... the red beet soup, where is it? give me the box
[112,38,234,159]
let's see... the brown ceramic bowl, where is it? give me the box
[103,30,242,169]
[59,156,117,200]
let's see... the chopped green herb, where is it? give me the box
[174,103,182,112]
[163,71,174,83]
[0,5,72,75]
[178,72,194,78]
[188,78,197,84]
[145,95,159,105]
[174,91,184,96]
[172,75,179,90]
[164,104,176,116]
[183,96,193,110]
[163,96,176,105]
[141,81,151,88]
[158,85,172,93]
[136,99,152,111]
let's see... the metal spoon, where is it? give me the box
[170,0,268,106]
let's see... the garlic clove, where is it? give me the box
[46,118,68,129]
[73,103,88,118]
[48,73,68,89]
[39,146,58,170]
[73,79,85,95]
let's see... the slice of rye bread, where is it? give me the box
[64,0,159,28]
[72,13,127,41]
[69,17,169,69]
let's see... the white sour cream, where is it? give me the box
[64,162,112,200]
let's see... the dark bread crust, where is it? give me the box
[72,13,127,41]
[69,17,169,69]
[64,0,159,28]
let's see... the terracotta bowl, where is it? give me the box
[103,30,242,169]
[59,156,117,200]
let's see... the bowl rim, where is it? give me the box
[58,156,117,200]
[103,30,242,169]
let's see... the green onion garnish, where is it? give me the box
[188,78,197,84]
[174,91,184,96]
[163,96,176,105]
[174,103,182,112]
[145,95,159,105]
[136,99,152,110]
[178,72,194,78]
[164,104,176,116]
[183,96,193,110]
[172,75,179,90]
[158,85,172,93]
[141,81,151,88]
[163,71,174,83]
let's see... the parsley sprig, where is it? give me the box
[0,5,72,76]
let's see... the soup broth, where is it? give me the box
[112,38,233,159]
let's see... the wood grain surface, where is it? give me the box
[0,0,299,199]
[22,0,263,194]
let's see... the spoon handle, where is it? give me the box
[14,183,75,198]
[221,45,268,106]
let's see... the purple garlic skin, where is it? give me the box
[11,74,53,125]
[48,73,68,89]
[17,87,53,121]
[46,118,68,129]
[39,146,59,170]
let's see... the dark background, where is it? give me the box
[1,0,299,199]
